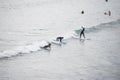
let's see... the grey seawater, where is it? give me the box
[0,0,120,53]
[0,20,120,80]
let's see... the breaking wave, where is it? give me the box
[0,19,120,59]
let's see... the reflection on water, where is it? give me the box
[79,39,85,45]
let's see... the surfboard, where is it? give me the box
[40,46,51,51]
[51,40,67,45]
[72,35,91,40]
[72,35,80,39]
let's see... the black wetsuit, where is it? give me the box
[80,27,85,38]
[105,0,108,2]
[56,37,64,42]
[81,11,84,14]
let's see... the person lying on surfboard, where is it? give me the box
[56,37,64,43]
[80,26,85,39]
[41,42,51,50]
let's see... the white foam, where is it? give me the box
[0,40,51,58]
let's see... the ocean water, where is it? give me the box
[0,0,120,58]
[0,19,120,80]
[0,1,120,79]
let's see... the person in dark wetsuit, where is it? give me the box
[104,11,111,16]
[41,42,51,50]
[56,37,64,43]
[81,10,84,14]
[80,27,85,39]
[105,0,108,2]
[108,10,111,16]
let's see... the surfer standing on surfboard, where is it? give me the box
[80,26,85,39]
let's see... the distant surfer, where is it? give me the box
[56,37,64,43]
[41,42,51,50]
[104,11,111,16]
[108,10,111,16]
[81,10,84,14]
[80,27,85,39]
[105,0,108,2]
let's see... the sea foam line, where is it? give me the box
[0,19,120,59]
